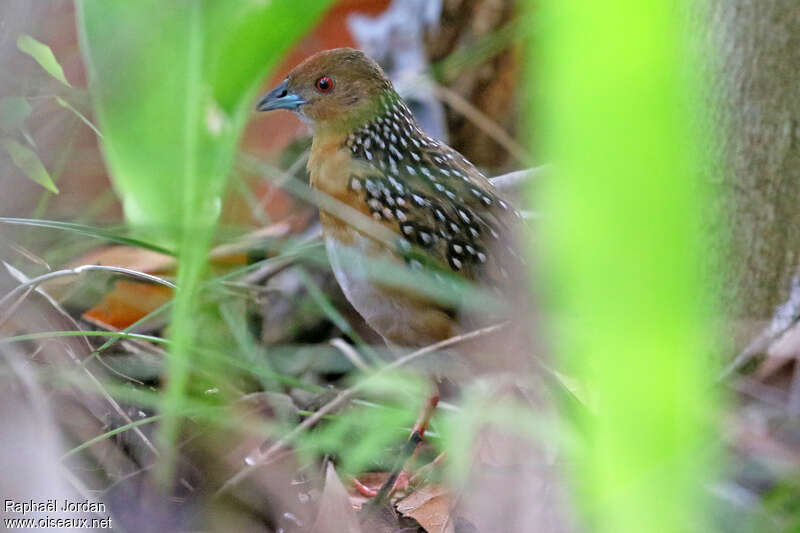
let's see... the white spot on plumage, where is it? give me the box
[388,176,403,192]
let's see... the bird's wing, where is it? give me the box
[346,132,521,288]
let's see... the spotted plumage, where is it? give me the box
[257,48,520,347]
[342,91,516,285]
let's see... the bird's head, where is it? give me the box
[257,48,393,132]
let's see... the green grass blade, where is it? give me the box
[0,217,174,255]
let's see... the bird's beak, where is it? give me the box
[256,79,306,112]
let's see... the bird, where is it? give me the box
[256,47,521,499]
[257,48,518,349]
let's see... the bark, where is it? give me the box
[426,0,520,170]
[708,0,800,331]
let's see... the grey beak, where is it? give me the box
[256,79,306,111]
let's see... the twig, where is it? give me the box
[0,286,34,331]
[330,338,372,372]
[718,270,800,383]
[213,322,506,497]
[254,149,309,218]
[433,83,531,164]
[2,263,160,458]
[0,263,175,309]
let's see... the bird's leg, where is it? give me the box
[364,387,440,505]
[414,389,441,439]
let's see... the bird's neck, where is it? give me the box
[309,90,423,200]
[314,90,418,144]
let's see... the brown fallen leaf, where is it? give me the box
[62,222,294,329]
[396,486,454,533]
[72,245,175,274]
[83,279,172,330]
[312,462,362,533]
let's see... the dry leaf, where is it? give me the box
[396,486,454,533]
[83,280,172,330]
[72,245,175,274]
[312,463,362,533]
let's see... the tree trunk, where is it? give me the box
[709,0,800,338]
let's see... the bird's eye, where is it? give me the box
[315,76,334,93]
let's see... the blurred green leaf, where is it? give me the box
[17,34,72,87]
[532,0,720,532]
[1,138,58,193]
[76,0,332,244]
[0,97,32,131]
[300,373,425,475]
[75,0,333,484]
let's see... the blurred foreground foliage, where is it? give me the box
[76,0,335,482]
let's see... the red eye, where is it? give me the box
[315,76,334,93]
